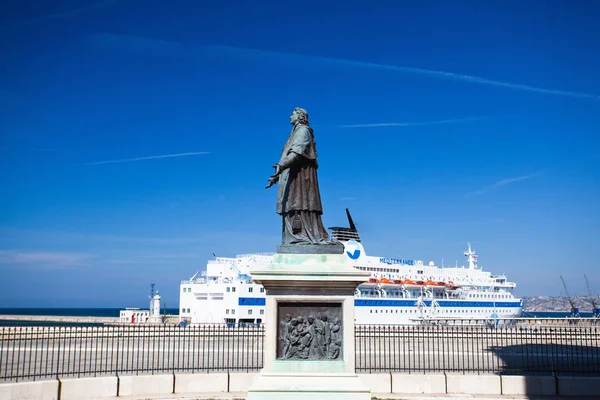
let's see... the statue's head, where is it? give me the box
[290,107,309,126]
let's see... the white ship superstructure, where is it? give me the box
[180,253,271,325]
[180,211,522,325]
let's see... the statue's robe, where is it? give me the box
[276,122,329,245]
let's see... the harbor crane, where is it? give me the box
[584,274,600,318]
[560,275,580,318]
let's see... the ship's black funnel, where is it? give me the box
[346,208,357,231]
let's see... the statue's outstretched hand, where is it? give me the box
[265,175,278,189]
[265,164,282,189]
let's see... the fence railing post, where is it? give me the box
[1,319,599,381]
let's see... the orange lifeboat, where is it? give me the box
[403,279,415,285]
[415,280,425,286]
[393,279,404,284]
[380,278,392,284]
[425,280,437,286]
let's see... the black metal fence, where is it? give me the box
[2,318,599,382]
[0,324,264,382]
[355,318,600,376]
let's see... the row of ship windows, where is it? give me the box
[239,287,265,293]
[360,292,511,300]
[225,309,265,315]
[182,287,266,293]
[181,308,267,315]
[361,292,448,299]
[369,309,513,314]
[226,287,265,293]
[355,267,425,274]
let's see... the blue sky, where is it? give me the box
[1,0,599,308]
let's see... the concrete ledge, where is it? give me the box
[7,373,599,398]
[558,376,600,397]
[501,375,556,396]
[391,373,446,394]
[118,374,173,396]
[0,380,59,400]
[446,373,501,395]
[59,376,117,400]
[175,372,228,394]
[229,372,258,392]
[246,372,371,400]
[358,373,391,393]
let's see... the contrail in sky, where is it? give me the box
[466,173,540,196]
[95,34,600,101]
[73,151,210,166]
[466,153,600,197]
[219,45,600,101]
[492,174,539,187]
[336,116,494,128]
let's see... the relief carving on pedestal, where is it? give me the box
[277,303,342,360]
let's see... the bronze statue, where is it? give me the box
[266,107,332,246]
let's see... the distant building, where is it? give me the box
[148,291,163,323]
[119,289,164,324]
[119,308,150,324]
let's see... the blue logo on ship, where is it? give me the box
[345,239,361,260]
[347,249,360,259]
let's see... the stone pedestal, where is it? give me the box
[247,252,371,399]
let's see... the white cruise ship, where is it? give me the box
[179,211,522,325]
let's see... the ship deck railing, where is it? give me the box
[235,252,276,258]
[181,279,208,284]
